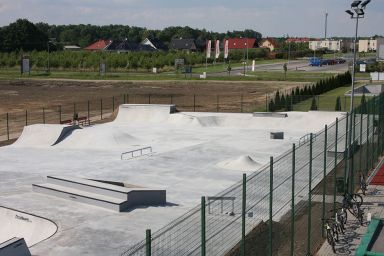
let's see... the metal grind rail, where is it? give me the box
[121,147,153,160]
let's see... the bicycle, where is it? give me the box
[322,218,339,253]
[359,172,368,196]
[341,193,364,225]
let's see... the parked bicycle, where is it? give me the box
[341,192,364,225]
[322,218,340,253]
[359,172,368,196]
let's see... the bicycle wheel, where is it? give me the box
[348,203,359,218]
[332,223,339,242]
[337,208,347,225]
[351,194,363,207]
[327,230,336,253]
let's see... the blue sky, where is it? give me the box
[0,0,382,37]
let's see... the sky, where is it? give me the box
[0,0,383,37]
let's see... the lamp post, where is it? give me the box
[346,0,370,111]
[47,38,56,74]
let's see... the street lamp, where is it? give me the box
[346,0,370,111]
[47,38,56,74]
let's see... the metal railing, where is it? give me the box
[121,147,153,160]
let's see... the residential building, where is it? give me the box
[227,38,257,49]
[309,39,343,51]
[260,38,279,51]
[285,38,310,43]
[84,39,113,51]
[359,38,384,52]
[141,37,167,51]
[63,45,81,51]
[105,39,155,52]
[170,39,197,52]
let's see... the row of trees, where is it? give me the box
[0,19,262,52]
[0,48,269,71]
[268,71,352,111]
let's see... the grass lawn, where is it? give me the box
[291,83,368,112]
[245,71,334,82]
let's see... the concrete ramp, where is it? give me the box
[0,207,57,247]
[12,124,80,147]
[113,104,176,124]
[0,237,31,256]
[33,176,166,212]
[216,155,262,171]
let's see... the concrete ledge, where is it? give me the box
[0,237,31,256]
[253,112,288,118]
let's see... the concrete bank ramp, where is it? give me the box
[0,206,57,247]
[113,104,176,124]
[12,124,80,147]
[216,155,262,171]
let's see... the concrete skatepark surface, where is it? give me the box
[0,104,342,255]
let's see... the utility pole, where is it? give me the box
[324,12,328,39]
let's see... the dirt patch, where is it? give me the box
[0,79,307,113]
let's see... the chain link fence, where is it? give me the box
[120,93,384,256]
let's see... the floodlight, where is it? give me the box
[345,10,354,17]
[351,0,362,8]
[354,8,365,15]
[361,0,371,9]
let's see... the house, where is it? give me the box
[260,38,279,51]
[170,39,197,52]
[84,39,113,51]
[227,38,257,49]
[359,38,384,52]
[141,37,167,51]
[63,45,81,51]
[309,39,343,52]
[285,38,310,43]
[105,39,155,52]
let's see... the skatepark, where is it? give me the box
[0,104,343,255]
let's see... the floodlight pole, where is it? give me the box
[350,15,360,112]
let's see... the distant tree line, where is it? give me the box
[268,71,352,111]
[0,48,269,71]
[0,19,263,52]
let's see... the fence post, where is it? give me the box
[333,118,339,213]
[371,99,375,170]
[25,110,28,126]
[201,196,206,256]
[43,107,45,124]
[73,103,76,117]
[290,144,296,256]
[269,156,273,256]
[343,113,349,193]
[322,125,327,238]
[240,94,243,113]
[123,94,126,104]
[266,94,269,112]
[366,102,370,175]
[59,105,62,123]
[217,95,219,113]
[241,173,246,256]
[307,133,313,255]
[100,99,103,119]
[148,94,151,104]
[146,229,151,256]
[360,107,363,173]
[351,110,356,192]
[6,113,9,140]
[170,95,173,104]
[87,100,90,120]
[194,94,196,112]
[113,96,115,112]
[127,94,130,104]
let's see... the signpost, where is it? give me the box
[20,56,30,76]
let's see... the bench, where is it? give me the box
[77,116,90,126]
[60,119,72,125]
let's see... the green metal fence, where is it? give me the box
[120,93,384,256]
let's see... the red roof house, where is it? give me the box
[84,39,113,51]
[227,38,257,49]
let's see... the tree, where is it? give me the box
[310,97,318,111]
[268,99,276,112]
[361,93,367,113]
[1,19,48,52]
[335,96,342,111]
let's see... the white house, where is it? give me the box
[309,39,343,51]
[359,38,384,52]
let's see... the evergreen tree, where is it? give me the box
[310,97,318,111]
[335,96,342,111]
[268,99,276,112]
[361,93,367,113]
[274,91,281,110]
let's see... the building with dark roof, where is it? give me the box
[141,37,167,51]
[170,39,197,51]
